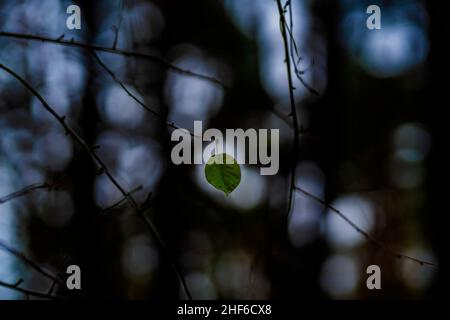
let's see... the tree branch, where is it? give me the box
[112,0,125,50]
[294,185,438,268]
[90,50,198,138]
[100,184,143,214]
[276,0,301,217]
[0,240,64,286]
[0,279,61,300]
[0,31,226,88]
[284,2,319,96]
[0,30,308,131]
[0,182,51,205]
[0,63,192,300]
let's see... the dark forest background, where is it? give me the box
[0,0,446,299]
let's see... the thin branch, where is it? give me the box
[0,183,66,294]
[95,50,289,141]
[0,279,61,300]
[90,50,198,138]
[46,279,57,296]
[283,6,319,96]
[0,33,301,136]
[0,240,64,286]
[0,63,192,300]
[141,191,153,211]
[294,185,438,268]
[0,182,51,205]
[0,31,226,88]
[100,184,143,214]
[276,0,300,217]
[112,0,125,50]
[46,254,72,296]
[285,1,319,95]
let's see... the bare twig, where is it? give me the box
[0,182,51,205]
[284,23,319,96]
[0,240,64,286]
[100,184,143,214]
[0,32,301,134]
[276,0,301,217]
[46,279,57,296]
[283,2,319,96]
[0,31,226,88]
[90,50,198,138]
[0,279,61,300]
[0,63,192,300]
[294,185,438,268]
[112,0,125,50]
[46,254,72,295]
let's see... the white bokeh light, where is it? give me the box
[165,46,225,131]
[192,139,266,210]
[324,195,375,250]
[98,83,145,129]
[340,2,429,78]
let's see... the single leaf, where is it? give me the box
[205,153,241,196]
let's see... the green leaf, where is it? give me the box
[205,153,241,196]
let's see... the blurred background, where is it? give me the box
[0,0,445,299]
